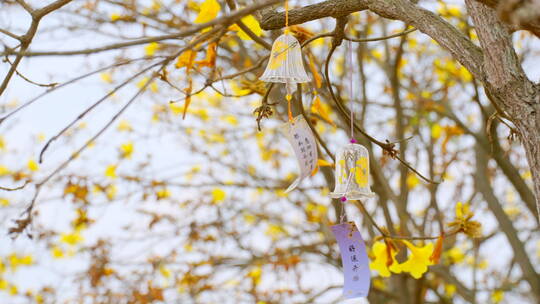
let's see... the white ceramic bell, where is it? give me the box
[260,33,310,84]
[330,143,374,200]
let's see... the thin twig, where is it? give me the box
[323,36,439,184]
[38,61,160,163]
[352,200,456,240]
[0,180,29,191]
[9,28,222,238]
[1,0,281,58]
[4,55,58,87]
[0,56,159,125]
[297,84,335,161]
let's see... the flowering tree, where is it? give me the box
[0,0,539,303]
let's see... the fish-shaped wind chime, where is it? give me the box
[259,2,372,299]
[259,1,316,193]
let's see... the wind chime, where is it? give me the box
[259,0,316,193]
[259,2,372,298]
[328,40,373,299]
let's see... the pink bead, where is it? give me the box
[350,138,357,143]
[340,196,347,202]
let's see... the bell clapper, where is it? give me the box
[286,81,294,123]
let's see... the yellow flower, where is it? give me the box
[371,49,383,60]
[169,102,183,115]
[445,246,465,264]
[51,246,64,259]
[194,0,220,24]
[491,290,504,303]
[119,142,134,159]
[406,173,420,189]
[265,223,287,240]
[105,184,117,200]
[398,241,434,279]
[20,255,32,265]
[100,72,113,84]
[372,277,386,290]
[156,188,171,200]
[27,159,39,171]
[221,115,238,126]
[247,266,262,285]
[431,123,442,139]
[211,188,226,203]
[448,202,482,238]
[175,50,196,69]
[159,265,171,278]
[0,198,9,207]
[136,77,158,92]
[8,253,33,271]
[445,284,456,296]
[0,279,7,290]
[311,95,335,126]
[150,81,159,93]
[243,212,256,225]
[437,4,462,17]
[0,165,10,176]
[369,241,400,277]
[60,231,84,246]
[117,120,133,132]
[0,135,5,150]
[110,13,121,21]
[195,42,217,68]
[144,42,159,56]
[305,202,327,222]
[275,189,288,198]
[235,15,262,40]
[105,165,117,179]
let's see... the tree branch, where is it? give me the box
[260,0,367,30]
[260,0,484,81]
[1,0,281,58]
[475,0,540,37]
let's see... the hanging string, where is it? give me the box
[284,0,292,122]
[339,200,346,223]
[339,171,354,223]
[285,0,289,32]
[348,40,356,143]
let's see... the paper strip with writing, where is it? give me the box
[281,115,317,193]
[331,222,371,298]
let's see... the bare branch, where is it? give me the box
[1,0,281,58]
[0,56,158,125]
[260,0,484,81]
[0,28,21,40]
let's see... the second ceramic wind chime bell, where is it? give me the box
[330,142,374,200]
[330,41,374,202]
[259,0,316,193]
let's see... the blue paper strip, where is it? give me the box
[331,222,371,298]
